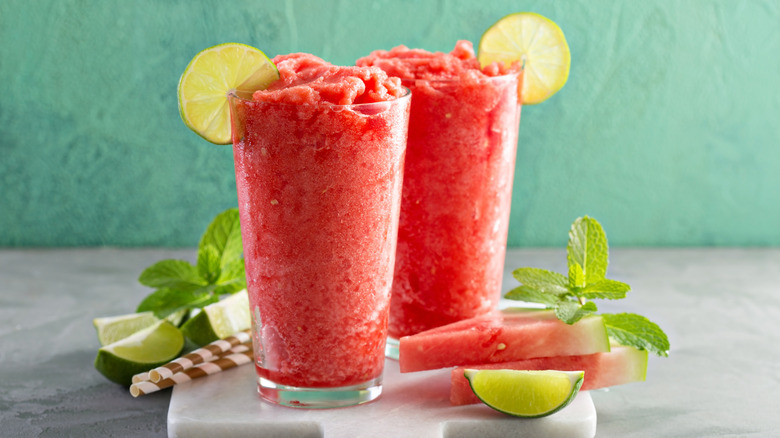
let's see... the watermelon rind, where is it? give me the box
[450,345,649,405]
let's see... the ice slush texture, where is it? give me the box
[230,54,410,388]
[254,53,406,105]
[358,41,522,339]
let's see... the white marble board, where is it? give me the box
[168,358,597,438]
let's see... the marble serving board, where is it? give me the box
[168,358,596,438]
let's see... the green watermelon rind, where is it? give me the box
[450,345,649,405]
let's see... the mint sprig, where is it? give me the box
[505,216,670,357]
[137,208,246,319]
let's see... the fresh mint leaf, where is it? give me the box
[199,208,243,271]
[136,287,217,319]
[214,282,247,296]
[602,313,670,357]
[214,258,247,295]
[197,244,222,284]
[567,216,608,289]
[512,267,569,294]
[505,215,669,362]
[505,285,562,307]
[138,259,206,292]
[554,300,598,324]
[580,278,631,300]
[134,208,247,324]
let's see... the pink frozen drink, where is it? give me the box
[229,53,410,407]
[358,41,522,348]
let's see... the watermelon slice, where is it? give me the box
[398,308,610,373]
[450,345,648,405]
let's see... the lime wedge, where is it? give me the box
[464,369,584,418]
[478,12,571,104]
[94,320,184,386]
[178,43,279,144]
[93,311,160,346]
[164,309,189,327]
[180,289,250,346]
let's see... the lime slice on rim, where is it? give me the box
[180,289,250,346]
[178,43,279,144]
[478,12,571,105]
[464,369,584,418]
[93,311,160,346]
[94,320,184,386]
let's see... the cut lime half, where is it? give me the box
[180,289,250,346]
[94,320,184,386]
[178,43,279,144]
[478,12,571,104]
[465,369,584,418]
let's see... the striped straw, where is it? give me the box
[130,346,253,397]
[143,329,251,383]
[131,372,150,384]
[130,340,250,384]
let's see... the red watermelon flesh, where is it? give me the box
[398,308,610,373]
[450,345,648,405]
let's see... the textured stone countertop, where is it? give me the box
[2,248,779,437]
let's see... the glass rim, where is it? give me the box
[227,85,411,109]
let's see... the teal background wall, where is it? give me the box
[1,0,778,247]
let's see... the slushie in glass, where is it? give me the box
[229,53,410,407]
[358,41,522,355]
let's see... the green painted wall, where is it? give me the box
[1,0,778,247]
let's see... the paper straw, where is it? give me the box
[145,329,251,383]
[130,347,253,397]
[130,341,251,384]
[131,372,150,384]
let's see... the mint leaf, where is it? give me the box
[512,267,569,294]
[138,259,206,292]
[555,300,598,324]
[567,216,608,289]
[505,285,562,307]
[214,258,247,295]
[197,244,222,284]
[580,278,630,300]
[199,208,243,271]
[134,208,247,324]
[602,313,670,357]
[136,287,217,319]
[505,215,669,362]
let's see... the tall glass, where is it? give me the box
[386,74,522,356]
[228,89,411,408]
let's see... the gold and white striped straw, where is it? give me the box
[130,346,253,397]
[139,329,252,383]
[130,340,249,384]
[131,372,150,384]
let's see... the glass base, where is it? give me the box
[258,376,382,409]
[385,337,400,360]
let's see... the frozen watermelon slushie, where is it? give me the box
[228,54,410,407]
[358,41,522,347]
